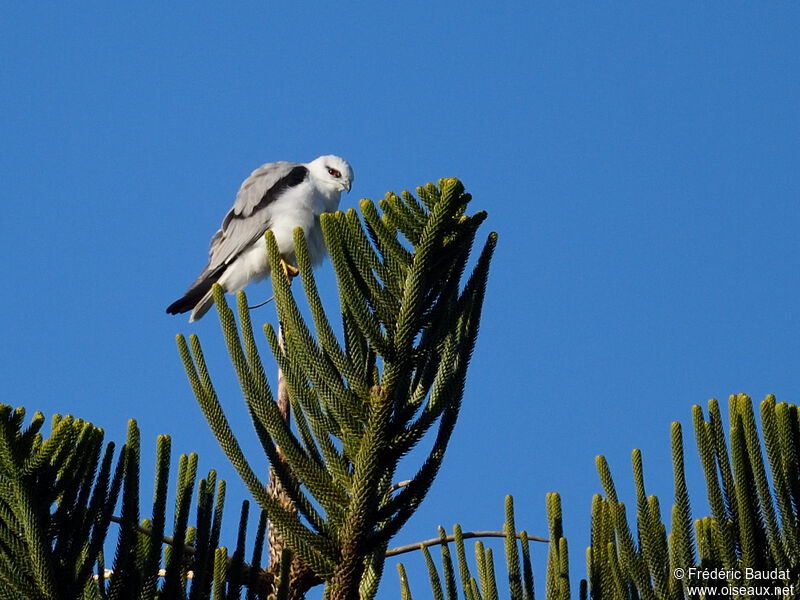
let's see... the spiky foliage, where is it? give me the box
[401,394,800,599]
[395,496,541,600]
[0,405,293,600]
[177,178,496,598]
[0,406,119,600]
[588,394,800,598]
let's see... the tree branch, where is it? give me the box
[110,514,546,563]
[107,515,275,590]
[385,530,548,557]
[390,480,411,493]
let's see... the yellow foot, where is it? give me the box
[279,258,300,280]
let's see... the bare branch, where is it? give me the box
[390,480,411,493]
[385,530,548,558]
[107,515,275,590]
[109,515,196,556]
[247,295,275,310]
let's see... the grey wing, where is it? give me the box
[205,161,305,271]
[166,160,310,317]
[232,161,299,218]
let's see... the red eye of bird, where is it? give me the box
[328,168,341,178]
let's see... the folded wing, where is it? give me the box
[166,161,309,316]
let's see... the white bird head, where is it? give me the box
[307,155,354,193]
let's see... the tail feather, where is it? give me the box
[188,289,216,322]
[166,265,225,320]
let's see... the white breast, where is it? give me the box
[217,178,341,294]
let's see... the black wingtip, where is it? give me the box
[166,283,214,315]
[166,265,225,316]
[166,297,192,315]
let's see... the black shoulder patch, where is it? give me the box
[233,165,308,220]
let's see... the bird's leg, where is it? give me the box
[279,258,300,280]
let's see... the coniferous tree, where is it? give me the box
[8,173,795,600]
[178,178,497,598]
[398,394,800,600]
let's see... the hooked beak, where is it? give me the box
[345,181,352,192]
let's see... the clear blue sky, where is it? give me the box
[2,3,798,597]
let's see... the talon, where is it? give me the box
[280,258,299,280]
